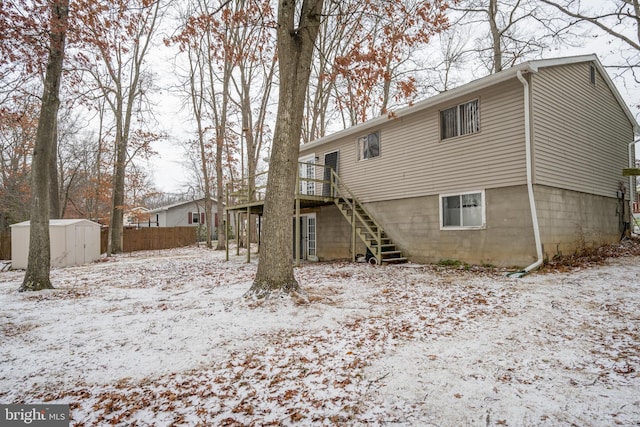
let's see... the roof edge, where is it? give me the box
[300,54,638,152]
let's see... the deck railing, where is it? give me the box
[328,169,384,260]
[225,161,393,263]
[226,162,338,208]
[226,170,268,207]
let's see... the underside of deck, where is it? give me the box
[225,194,335,215]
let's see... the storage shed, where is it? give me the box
[10,219,101,269]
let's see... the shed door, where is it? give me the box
[323,151,339,196]
[75,226,87,265]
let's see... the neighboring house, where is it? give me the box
[125,207,151,228]
[229,55,639,270]
[147,198,222,238]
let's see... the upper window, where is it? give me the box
[440,99,480,140]
[440,191,485,229]
[357,131,380,160]
[589,65,596,85]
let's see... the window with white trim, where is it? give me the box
[440,99,480,140]
[440,191,485,228]
[191,212,201,224]
[357,131,380,160]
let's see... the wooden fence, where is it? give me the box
[1,227,197,261]
[102,227,198,253]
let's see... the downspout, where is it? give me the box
[629,138,640,233]
[509,70,543,278]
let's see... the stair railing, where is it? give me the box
[329,169,384,261]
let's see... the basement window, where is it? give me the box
[440,191,485,229]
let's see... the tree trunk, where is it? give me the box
[202,172,213,249]
[49,121,61,218]
[211,36,232,251]
[215,132,226,250]
[248,0,324,298]
[20,0,69,292]
[489,0,502,73]
[108,128,126,254]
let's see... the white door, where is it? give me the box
[75,226,86,265]
[292,213,317,261]
[306,214,317,260]
[299,155,315,195]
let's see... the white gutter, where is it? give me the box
[509,70,544,278]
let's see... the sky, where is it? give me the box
[147,1,640,194]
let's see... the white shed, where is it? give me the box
[10,219,101,269]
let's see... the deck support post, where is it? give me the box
[225,216,229,262]
[295,196,301,267]
[246,207,251,263]
[225,186,229,261]
[236,212,240,256]
[351,203,356,262]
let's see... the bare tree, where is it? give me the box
[452,0,556,73]
[540,0,640,79]
[187,36,215,248]
[55,126,112,221]
[426,29,476,93]
[170,0,242,250]
[304,0,450,133]
[20,0,70,292]
[248,0,324,298]
[228,0,277,246]
[230,0,277,196]
[73,0,163,254]
[304,0,363,138]
[0,96,38,233]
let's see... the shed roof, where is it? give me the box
[11,219,100,228]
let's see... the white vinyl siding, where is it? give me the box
[532,63,634,198]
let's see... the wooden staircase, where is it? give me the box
[329,171,407,265]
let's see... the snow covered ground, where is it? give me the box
[0,246,639,426]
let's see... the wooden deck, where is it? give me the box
[225,194,335,215]
[225,163,406,265]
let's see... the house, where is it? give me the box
[147,198,223,239]
[228,55,639,270]
[10,219,101,269]
[125,207,151,228]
